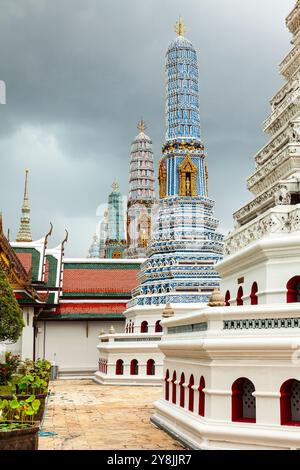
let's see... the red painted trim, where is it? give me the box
[198,376,205,417]
[188,375,194,412]
[280,379,300,426]
[116,359,124,375]
[141,321,148,333]
[237,287,243,306]
[250,282,258,305]
[179,373,185,408]
[172,371,177,405]
[155,320,162,333]
[130,359,138,375]
[165,369,170,401]
[147,359,155,376]
[225,290,230,307]
[232,377,256,423]
[287,277,300,303]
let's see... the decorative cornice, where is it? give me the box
[286,0,300,36]
[225,205,300,256]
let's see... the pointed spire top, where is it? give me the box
[174,16,187,37]
[24,169,29,199]
[112,180,120,193]
[22,169,30,212]
[16,169,32,242]
[137,119,146,133]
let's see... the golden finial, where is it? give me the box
[137,119,146,133]
[174,16,187,37]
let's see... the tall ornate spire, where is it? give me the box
[16,169,32,242]
[127,22,223,309]
[126,121,156,258]
[105,181,126,258]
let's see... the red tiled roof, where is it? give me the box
[56,303,127,314]
[62,268,139,294]
[16,252,32,274]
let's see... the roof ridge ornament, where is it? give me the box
[174,16,187,37]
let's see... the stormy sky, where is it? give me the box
[0,0,295,257]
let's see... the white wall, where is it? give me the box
[220,239,300,306]
[35,320,124,375]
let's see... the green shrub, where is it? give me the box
[0,265,24,343]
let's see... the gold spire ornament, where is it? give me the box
[137,119,146,133]
[16,169,32,242]
[174,16,187,37]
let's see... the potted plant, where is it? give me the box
[0,395,40,450]
[0,265,39,448]
[13,373,48,421]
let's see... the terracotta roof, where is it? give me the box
[16,252,32,274]
[62,268,139,295]
[55,303,127,315]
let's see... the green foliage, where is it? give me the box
[18,358,51,385]
[0,395,41,423]
[15,373,48,395]
[0,422,32,431]
[0,265,24,342]
[0,352,21,385]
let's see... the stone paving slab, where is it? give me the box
[39,379,183,450]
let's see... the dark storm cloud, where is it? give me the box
[0,0,295,256]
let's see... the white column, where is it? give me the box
[21,307,35,360]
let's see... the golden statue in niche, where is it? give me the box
[186,174,191,196]
[158,159,167,199]
[178,154,198,197]
[139,229,147,248]
[205,164,209,197]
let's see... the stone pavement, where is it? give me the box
[39,379,184,450]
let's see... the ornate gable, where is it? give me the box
[178,154,198,197]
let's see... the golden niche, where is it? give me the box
[158,160,167,199]
[178,154,198,197]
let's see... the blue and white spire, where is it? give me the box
[128,19,223,308]
[166,17,201,143]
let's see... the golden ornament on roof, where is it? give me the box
[174,16,187,37]
[137,119,146,133]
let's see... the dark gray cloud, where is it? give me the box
[0,0,295,255]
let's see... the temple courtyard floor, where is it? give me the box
[39,379,183,450]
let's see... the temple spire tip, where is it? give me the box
[137,119,146,133]
[16,169,32,242]
[174,16,187,36]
